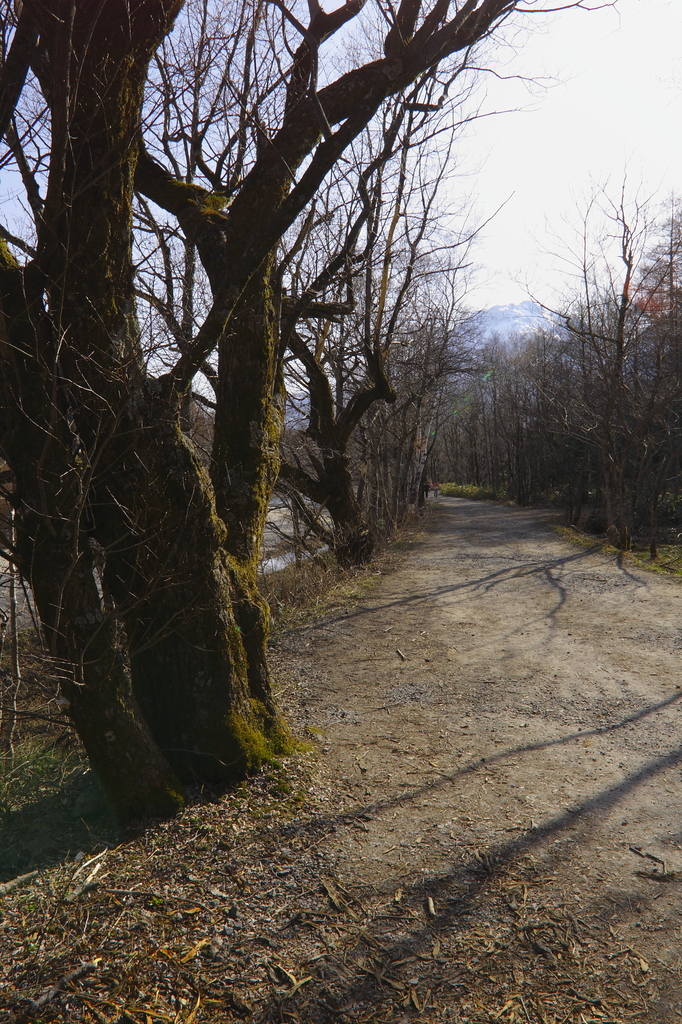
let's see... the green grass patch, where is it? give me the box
[0,739,85,817]
[0,746,118,881]
[553,525,682,579]
[0,629,119,880]
[440,482,509,501]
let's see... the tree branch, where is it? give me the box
[0,9,39,146]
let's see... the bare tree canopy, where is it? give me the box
[0,0,601,820]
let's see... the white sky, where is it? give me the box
[459,0,682,310]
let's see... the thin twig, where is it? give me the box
[26,961,99,1013]
[0,870,39,896]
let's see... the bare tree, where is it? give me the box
[437,194,682,556]
[0,0,600,820]
[278,87,473,562]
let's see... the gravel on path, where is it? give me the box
[286,497,682,1019]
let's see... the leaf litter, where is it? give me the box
[0,750,673,1023]
[2,511,681,1022]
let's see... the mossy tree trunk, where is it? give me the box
[1,0,541,819]
[0,243,184,822]
[0,0,287,819]
[41,0,288,791]
[211,261,285,707]
[24,516,187,821]
[96,396,289,784]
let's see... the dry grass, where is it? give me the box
[552,526,682,580]
[259,515,424,637]
[259,551,347,632]
[440,484,510,502]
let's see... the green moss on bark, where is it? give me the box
[225,701,293,776]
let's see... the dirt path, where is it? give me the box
[286,497,682,1017]
[4,498,682,1023]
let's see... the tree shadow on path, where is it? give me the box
[264,727,682,1022]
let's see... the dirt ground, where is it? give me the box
[4,497,682,1023]
[281,497,682,1018]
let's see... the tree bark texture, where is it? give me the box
[1,0,535,819]
[211,262,286,708]
[0,0,288,820]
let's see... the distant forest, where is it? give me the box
[278,194,682,562]
[432,200,682,556]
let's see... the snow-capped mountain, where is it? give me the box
[477,300,558,340]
